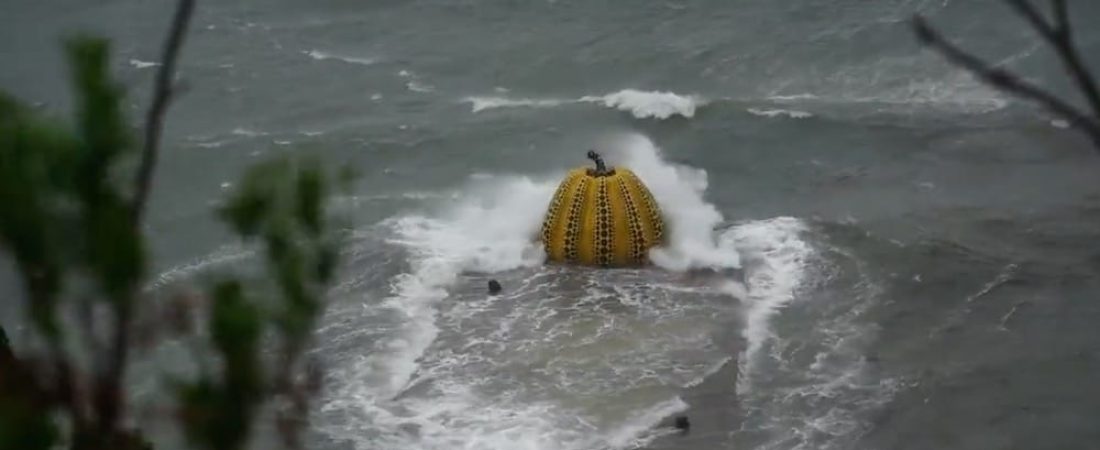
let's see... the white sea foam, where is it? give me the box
[731,238,900,450]
[606,133,739,271]
[304,49,376,65]
[317,132,816,450]
[347,176,554,399]
[767,93,820,102]
[406,81,435,93]
[721,217,812,392]
[601,397,688,449]
[129,59,160,69]
[464,89,703,119]
[147,245,252,290]
[194,140,228,149]
[230,127,267,137]
[464,96,566,113]
[582,89,702,119]
[747,108,814,119]
[764,69,1009,113]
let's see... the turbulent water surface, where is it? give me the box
[3,0,1100,449]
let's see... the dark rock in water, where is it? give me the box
[487,279,502,295]
[674,415,690,433]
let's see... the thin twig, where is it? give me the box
[1051,0,1069,36]
[100,0,197,436]
[96,301,132,436]
[912,15,1100,149]
[132,0,197,225]
[1004,0,1056,39]
[1040,0,1100,119]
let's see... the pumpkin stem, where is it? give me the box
[586,150,611,176]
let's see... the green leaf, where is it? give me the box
[64,35,145,304]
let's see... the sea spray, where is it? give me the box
[465,96,567,113]
[361,176,556,396]
[465,89,703,119]
[310,132,814,450]
[605,133,741,271]
[722,217,811,393]
[580,90,702,119]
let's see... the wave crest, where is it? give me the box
[304,49,376,65]
[463,89,704,120]
[581,89,703,119]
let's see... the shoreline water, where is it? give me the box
[645,325,744,450]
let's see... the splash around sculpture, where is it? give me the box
[540,150,666,267]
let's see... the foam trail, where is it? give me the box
[464,96,568,113]
[355,175,555,397]
[747,108,814,119]
[767,93,820,102]
[406,81,435,93]
[465,89,703,119]
[601,397,688,449]
[603,133,740,271]
[722,217,811,393]
[231,127,267,137]
[304,49,376,65]
[147,245,252,290]
[608,135,812,387]
[582,90,702,119]
[129,59,159,69]
[321,133,815,450]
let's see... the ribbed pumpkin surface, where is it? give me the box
[540,167,664,267]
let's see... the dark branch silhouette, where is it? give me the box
[1002,0,1100,118]
[912,0,1100,149]
[113,0,195,440]
[132,0,196,224]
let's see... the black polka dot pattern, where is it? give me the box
[626,171,664,243]
[594,178,614,267]
[539,166,664,266]
[540,175,573,245]
[617,178,647,263]
[563,177,589,262]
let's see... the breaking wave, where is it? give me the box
[464,89,704,119]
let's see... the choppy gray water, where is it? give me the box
[3,0,1100,449]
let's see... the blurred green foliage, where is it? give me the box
[0,33,350,450]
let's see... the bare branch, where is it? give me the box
[98,0,197,437]
[1052,0,1069,36]
[132,0,197,225]
[1001,0,1100,119]
[912,14,1100,149]
[1004,0,1056,39]
[1041,1,1100,119]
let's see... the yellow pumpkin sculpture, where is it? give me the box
[540,151,665,267]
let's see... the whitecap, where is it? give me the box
[129,59,160,69]
[464,96,567,113]
[231,127,267,137]
[462,89,704,119]
[582,89,702,119]
[406,81,435,93]
[747,108,814,119]
[304,49,376,66]
[606,133,738,270]
[722,217,812,392]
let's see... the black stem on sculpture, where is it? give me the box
[586,150,611,176]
